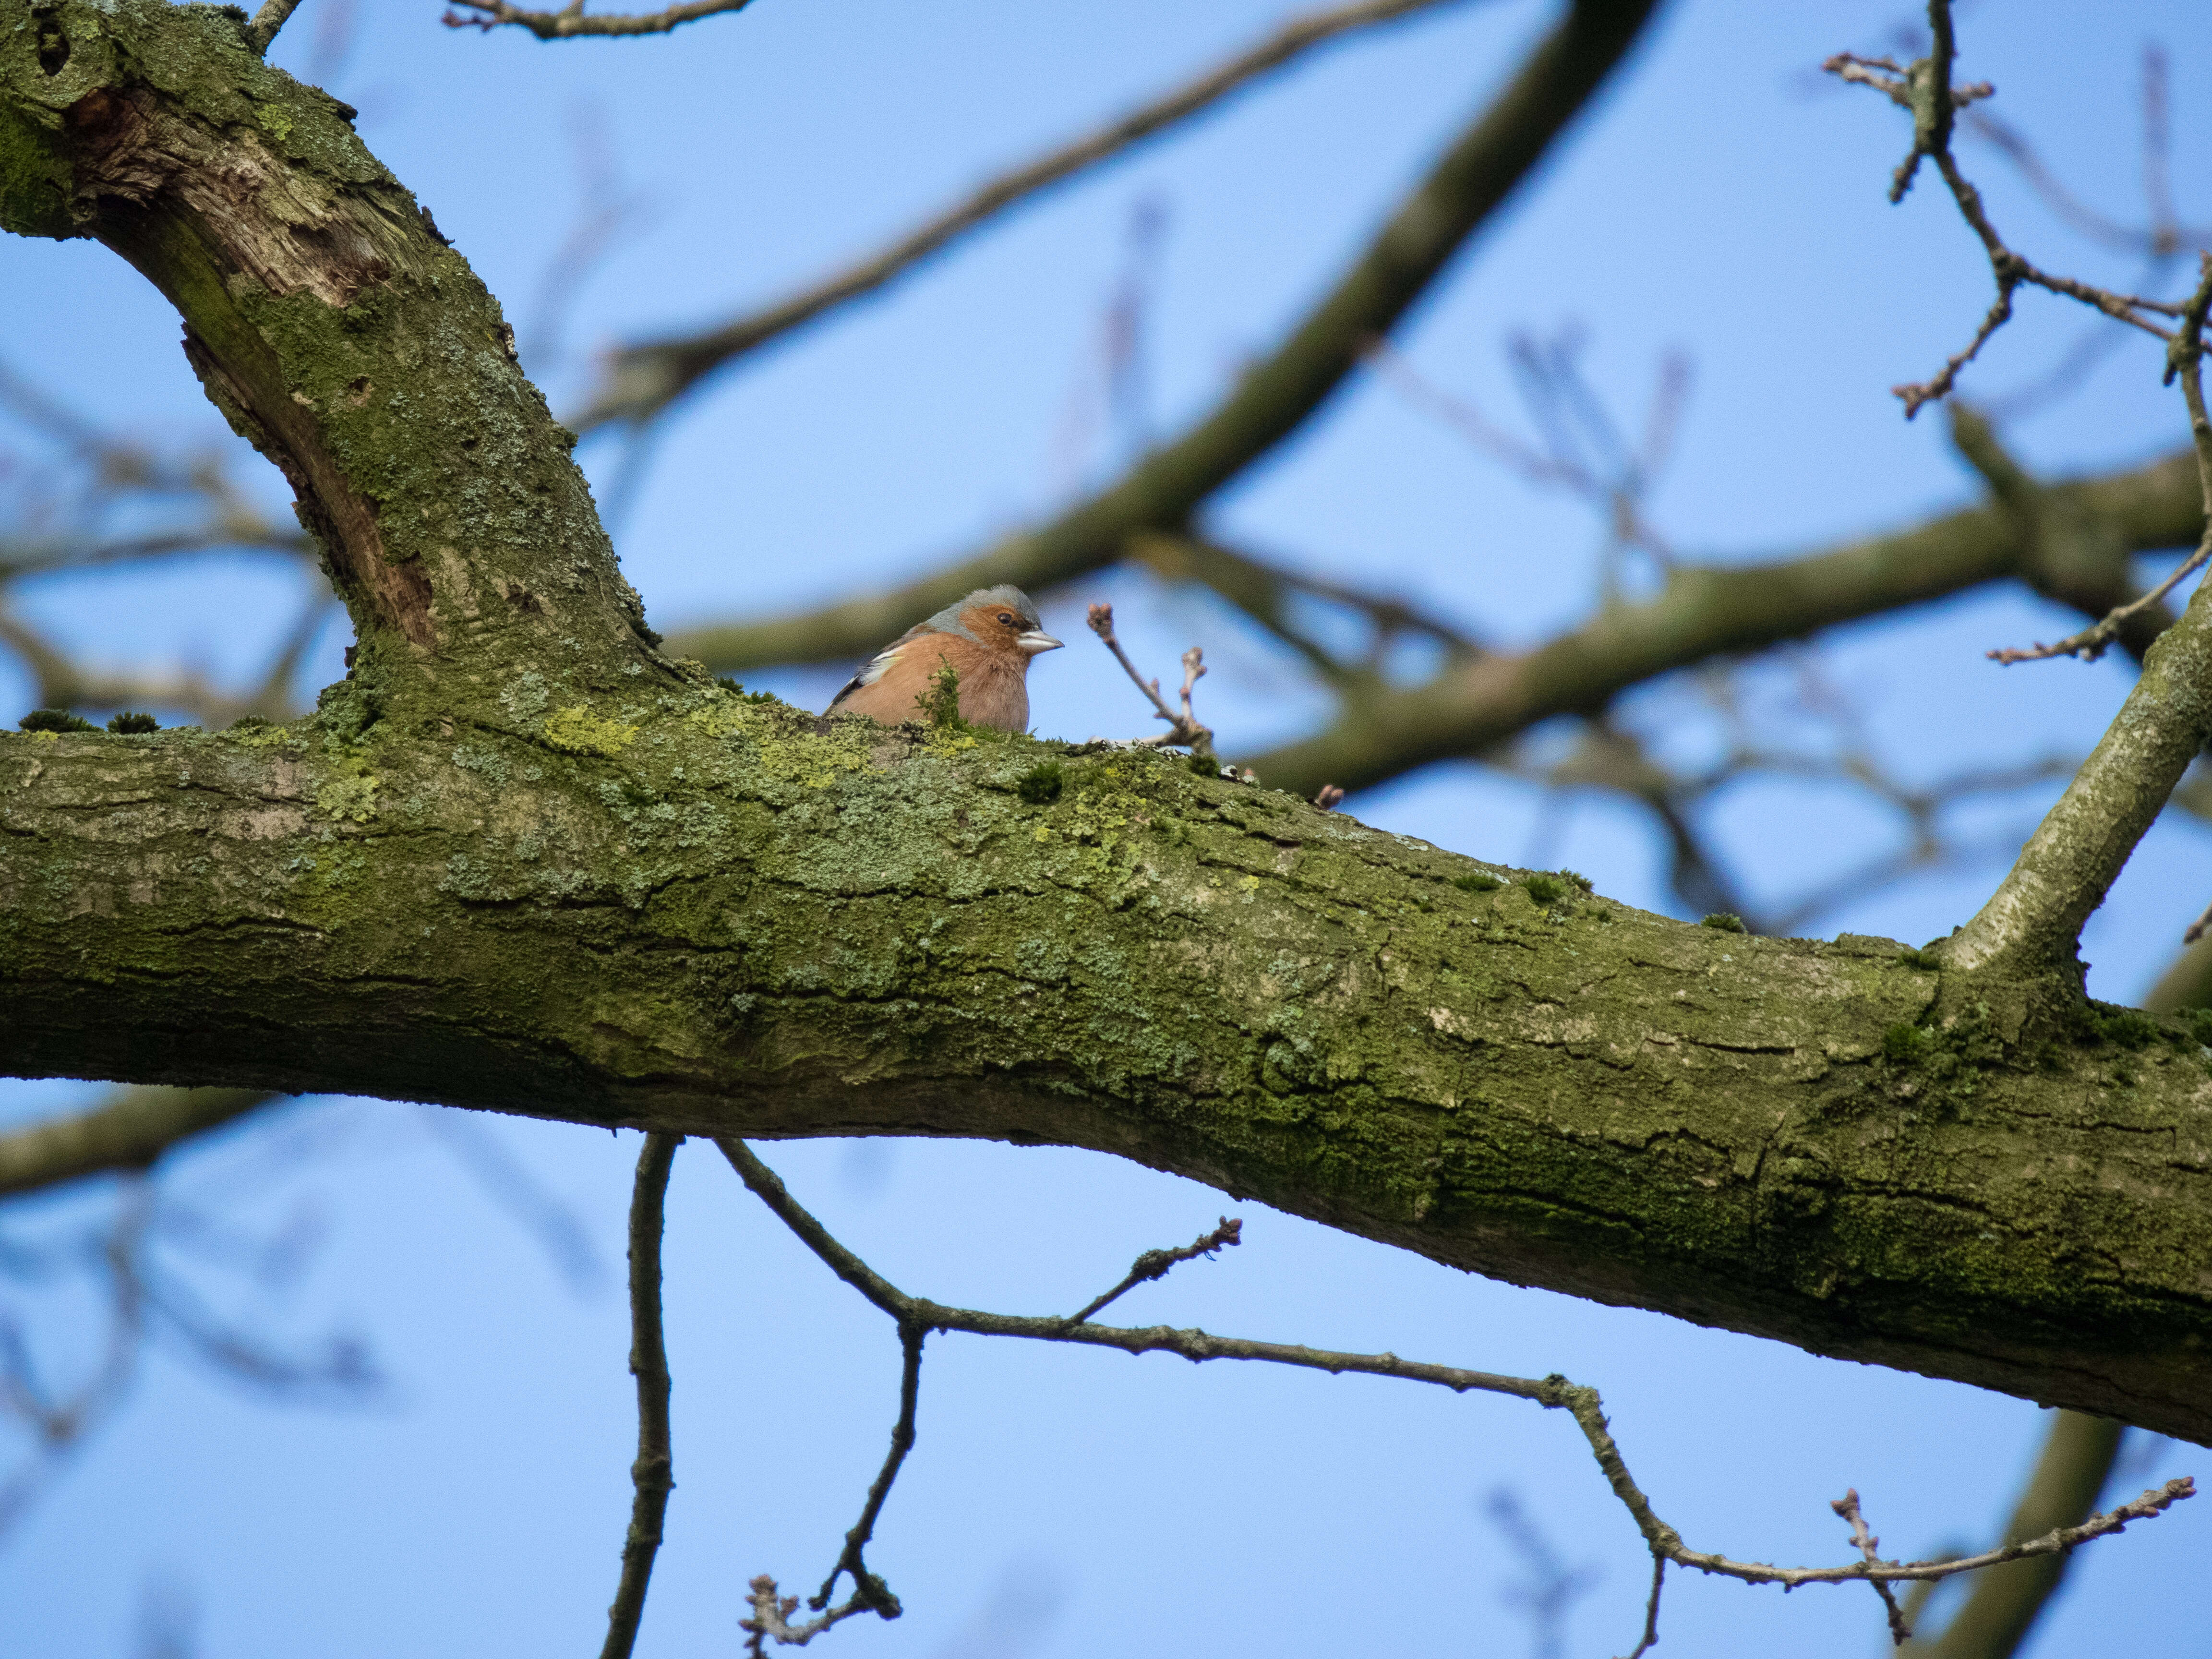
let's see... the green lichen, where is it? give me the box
[315,772,379,823]
[1702,912,1746,933]
[545,705,637,757]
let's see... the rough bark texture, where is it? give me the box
[3,1,2210,1450]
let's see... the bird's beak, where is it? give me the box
[1016,629,1064,656]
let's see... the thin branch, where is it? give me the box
[808,1327,919,1617]
[0,1089,280,1200]
[714,1139,2195,1657]
[246,0,306,56]
[1237,443,2204,799]
[442,0,759,39]
[569,0,1479,430]
[663,0,1662,674]
[598,1131,680,1659]
[1906,1411,2124,1659]
[1823,22,2187,419]
[1948,252,2212,972]
[1617,1555,1664,1659]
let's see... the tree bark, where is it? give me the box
[4,0,2210,1449]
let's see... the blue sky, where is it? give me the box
[3,2,2210,1656]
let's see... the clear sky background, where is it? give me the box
[2,1,2210,1655]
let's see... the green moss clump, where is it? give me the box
[1898,946,1943,970]
[919,661,964,729]
[1188,750,1218,777]
[715,677,777,705]
[2092,1006,2161,1051]
[1701,912,1746,933]
[106,711,159,734]
[1882,1023,1932,1065]
[1017,761,1064,805]
[19,709,95,733]
[1451,872,1503,894]
[229,715,274,731]
[1559,869,1594,893]
[2185,1008,2212,1049]
[1522,874,1565,905]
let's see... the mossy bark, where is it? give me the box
[3,1,2210,1448]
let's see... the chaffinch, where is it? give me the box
[827,584,1064,732]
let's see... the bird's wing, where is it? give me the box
[828,624,928,709]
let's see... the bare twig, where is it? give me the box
[1984,259,2212,664]
[712,1139,2195,1656]
[2185,897,2212,946]
[442,0,759,39]
[1085,602,1215,753]
[1834,1488,1913,1645]
[806,1327,919,1618]
[1618,1555,1665,1659]
[1064,1216,1239,1326]
[570,0,1477,429]
[598,1131,680,1659]
[246,0,306,55]
[1824,20,2188,419]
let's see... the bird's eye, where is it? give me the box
[998,613,1016,626]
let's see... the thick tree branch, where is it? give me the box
[663,0,1661,673]
[570,0,1479,430]
[0,0,665,704]
[5,708,2212,1441]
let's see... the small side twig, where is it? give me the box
[1064,1216,1240,1327]
[597,1131,680,1659]
[1832,1488,1912,1645]
[1617,1554,1665,1659]
[1085,602,1215,754]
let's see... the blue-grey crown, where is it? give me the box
[921,584,1042,643]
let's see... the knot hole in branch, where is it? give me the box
[33,7,70,76]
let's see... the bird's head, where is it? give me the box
[938,585,1063,662]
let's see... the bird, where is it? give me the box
[827,584,1063,732]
